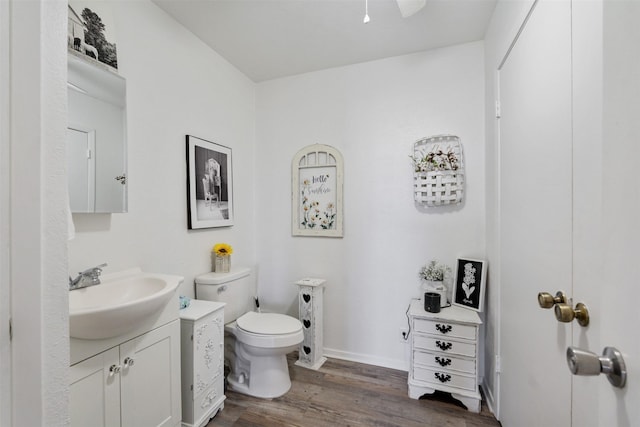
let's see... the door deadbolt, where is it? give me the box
[538,291,567,309]
[555,302,590,327]
[566,347,626,388]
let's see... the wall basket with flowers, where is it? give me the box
[212,243,233,273]
[410,135,465,207]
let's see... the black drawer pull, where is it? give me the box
[434,373,451,383]
[435,340,452,351]
[435,324,452,334]
[435,356,452,367]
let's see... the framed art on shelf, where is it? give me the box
[68,1,119,70]
[452,258,486,312]
[186,135,233,229]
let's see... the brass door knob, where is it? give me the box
[538,291,567,309]
[555,302,590,327]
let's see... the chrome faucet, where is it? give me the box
[69,263,107,290]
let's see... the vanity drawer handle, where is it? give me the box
[435,356,452,367]
[434,373,452,383]
[435,324,452,334]
[435,340,453,351]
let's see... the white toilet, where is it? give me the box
[194,268,303,399]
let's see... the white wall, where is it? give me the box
[68,0,256,298]
[5,0,70,425]
[0,2,10,424]
[255,42,486,369]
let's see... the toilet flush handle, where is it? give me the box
[217,285,227,294]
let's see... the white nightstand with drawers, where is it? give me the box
[407,299,482,412]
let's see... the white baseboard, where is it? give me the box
[323,347,408,372]
[481,378,497,417]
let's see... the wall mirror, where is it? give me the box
[67,52,127,213]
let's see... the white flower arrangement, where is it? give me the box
[410,145,460,173]
[419,260,451,282]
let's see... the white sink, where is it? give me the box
[69,268,182,340]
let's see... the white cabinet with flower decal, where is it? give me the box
[180,300,226,427]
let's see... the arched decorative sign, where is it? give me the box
[292,144,343,237]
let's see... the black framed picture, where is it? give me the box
[452,258,486,312]
[186,135,233,229]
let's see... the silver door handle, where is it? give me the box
[566,346,626,388]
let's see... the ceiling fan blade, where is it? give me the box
[396,0,426,18]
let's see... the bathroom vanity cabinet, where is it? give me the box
[70,316,182,427]
[179,300,226,427]
[407,300,482,412]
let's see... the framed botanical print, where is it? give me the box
[292,144,343,237]
[186,135,233,229]
[452,258,486,312]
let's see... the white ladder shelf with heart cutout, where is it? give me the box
[295,278,327,370]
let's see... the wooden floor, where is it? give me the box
[206,354,500,427]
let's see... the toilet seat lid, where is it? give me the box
[236,311,301,335]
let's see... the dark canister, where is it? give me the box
[424,292,441,313]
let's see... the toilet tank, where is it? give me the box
[194,267,254,323]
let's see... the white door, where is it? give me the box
[66,126,96,212]
[498,0,573,425]
[570,0,640,424]
[499,0,640,426]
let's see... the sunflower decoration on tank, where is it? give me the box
[212,243,233,273]
[212,243,233,257]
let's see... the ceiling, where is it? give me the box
[153,0,497,82]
